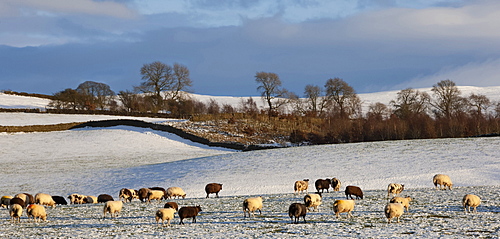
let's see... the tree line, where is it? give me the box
[46,64,500,144]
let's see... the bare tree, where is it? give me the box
[76,81,115,110]
[390,88,430,119]
[169,63,193,101]
[240,97,259,115]
[431,79,464,118]
[136,61,173,112]
[324,78,360,118]
[468,93,490,116]
[49,88,82,110]
[304,84,321,115]
[118,90,138,112]
[255,72,288,115]
[367,102,390,120]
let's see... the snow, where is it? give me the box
[1,89,499,237]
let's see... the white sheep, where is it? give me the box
[294,179,309,194]
[384,203,404,223]
[304,193,322,212]
[155,208,176,226]
[462,194,481,213]
[103,201,123,218]
[387,183,404,197]
[433,174,453,190]
[85,195,98,204]
[35,193,56,208]
[9,203,23,223]
[333,200,355,218]
[389,196,412,212]
[243,196,263,217]
[166,187,186,199]
[27,204,47,222]
[148,190,165,203]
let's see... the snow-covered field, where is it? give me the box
[0,90,499,238]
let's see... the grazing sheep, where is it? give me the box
[138,188,151,202]
[333,200,355,218]
[149,187,167,199]
[10,198,26,209]
[433,174,453,190]
[84,196,98,204]
[166,187,186,199]
[9,203,23,223]
[387,183,405,197]
[205,183,223,198]
[331,178,341,191]
[390,196,412,212]
[14,193,34,204]
[35,193,56,208]
[345,186,364,199]
[164,202,179,211]
[1,195,13,208]
[119,188,137,203]
[288,203,307,223]
[243,196,263,217]
[463,194,481,213]
[97,194,114,203]
[315,179,331,193]
[384,203,404,223]
[51,196,68,205]
[294,179,309,194]
[178,206,202,225]
[68,194,86,204]
[304,193,322,212]
[27,204,47,222]
[147,190,165,203]
[103,201,123,218]
[155,208,176,226]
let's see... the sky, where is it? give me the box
[1,0,500,96]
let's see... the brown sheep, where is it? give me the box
[205,183,223,198]
[178,205,202,224]
[345,186,363,199]
[164,201,179,211]
[288,203,307,223]
[119,188,137,203]
[97,194,114,203]
[138,188,151,202]
[10,198,26,209]
[315,179,331,193]
[331,178,341,191]
[294,179,309,194]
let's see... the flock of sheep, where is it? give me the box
[1,174,482,226]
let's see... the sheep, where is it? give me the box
[9,203,23,223]
[164,201,179,211]
[315,179,331,193]
[10,198,26,209]
[68,194,86,204]
[138,188,151,202]
[304,193,322,212]
[35,193,56,208]
[384,202,404,223]
[149,187,167,199]
[84,196,98,204]
[331,178,341,191]
[387,183,405,198]
[294,179,309,194]
[119,188,137,202]
[433,174,453,190]
[243,196,263,218]
[155,208,176,226]
[288,203,307,223]
[178,205,202,225]
[345,186,364,199]
[390,196,412,212]
[205,183,223,198]
[103,201,123,218]
[1,195,13,208]
[51,196,68,205]
[166,187,186,199]
[463,194,481,213]
[14,193,35,204]
[333,199,355,218]
[147,190,165,203]
[97,194,114,203]
[27,204,47,222]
